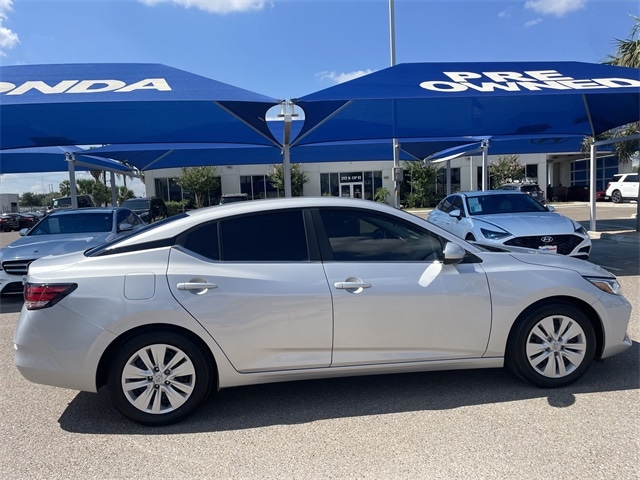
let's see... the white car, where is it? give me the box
[605,173,639,203]
[427,191,592,259]
[14,197,631,425]
[0,207,145,296]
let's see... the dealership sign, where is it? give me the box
[419,69,640,93]
[0,78,172,95]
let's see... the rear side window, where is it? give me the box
[221,210,309,261]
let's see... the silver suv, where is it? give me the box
[496,183,545,204]
[605,173,639,203]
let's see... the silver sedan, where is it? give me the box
[14,197,631,425]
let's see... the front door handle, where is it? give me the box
[334,281,372,289]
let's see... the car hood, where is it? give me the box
[509,252,614,278]
[473,212,578,235]
[0,232,116,260]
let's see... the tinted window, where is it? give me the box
[30,212,113,235]
[221,210,308,261]
[319,209,442,262]
[179,222,220,261]
[451,196,465,215]
[437,196,455,213]
[623,174,638,183]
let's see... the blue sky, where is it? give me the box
[0,0,638,195]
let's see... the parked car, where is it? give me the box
[496,183,546,204]
[219,193,249,204]
[50,194,98,210]
[120,197,168,223]
[0,214,19,232]
[605,173,639,203]
[14,197,631,426]
[5,213,38,230]
[0,207,145,296]
[427,191,591,259]
[566,185,607,202]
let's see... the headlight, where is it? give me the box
[480,227,510,240]
[585,276,622,295]
[573,222,588,235]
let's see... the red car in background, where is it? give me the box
[566,185,607,202]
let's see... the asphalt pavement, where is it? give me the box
[0,201,637,479]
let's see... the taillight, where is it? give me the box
[23,283,77,310]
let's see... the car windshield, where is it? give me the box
[29,212,113,235]
[466,194,548,216]
[121,199,150,209]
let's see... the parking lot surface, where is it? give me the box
[0,202,638,479]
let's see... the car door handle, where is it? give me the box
[176,282,219,291]
[334,281,372,290]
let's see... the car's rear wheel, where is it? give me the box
[611,190,622,203]
[507,303,596,388]
[107,331,212,426]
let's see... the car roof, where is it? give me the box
[455,190,529,198]
[46,207,120,216]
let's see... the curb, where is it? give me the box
[588,230,640,246]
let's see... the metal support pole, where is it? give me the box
[110,172,117,206]
[446,160,452,196]
[389,0,401,208]
[281,101,293,198]
[66,152,78,208]
[481,140,489,191]
[589,142,597,232]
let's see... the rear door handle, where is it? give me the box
[177,282,219,291]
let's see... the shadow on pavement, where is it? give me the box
[58,340,639,435]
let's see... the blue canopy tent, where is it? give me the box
[292,61,640,226]
[0,63,281,205]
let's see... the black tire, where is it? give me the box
[611,190,622,203]
[107,331,212,426]
[507,303,596,388]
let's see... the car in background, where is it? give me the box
[0,214,19,232]
[496,183,546,204]
[566,185,607,202]
[13,197,631,426]
[5,213,38,230]
[605,173,639,203]
[427,191,591,259]
[120,197,169,223]
[219,193,249,204]
[0,207,145,296]
[50,194,98,210]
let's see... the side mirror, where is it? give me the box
[118,223,133,232]
[546,205,556,212]
[19,228,29,236]
[449,209,463,220]
[443,242,466,265]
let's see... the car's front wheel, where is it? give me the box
[507,303,596,388]
[107,331,213,426]
[611,190,623,203]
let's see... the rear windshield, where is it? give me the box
[520,185,541,193]
[29,212,113,235]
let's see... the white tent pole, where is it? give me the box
[389,0,400,208]
[481,140,489,191]
[590,142,597,232]
[66,152,78,208]
[110,171,117,207]
[281,101,293,198]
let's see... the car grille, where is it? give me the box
[2,259,35,276]
[504,235,584,255]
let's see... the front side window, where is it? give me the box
[221,210,308,261]
[318,209,442,262]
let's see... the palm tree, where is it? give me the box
[584,16,640,230]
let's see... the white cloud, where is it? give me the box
[525,0,586,17]
[138,0,267,14]
[524,18,542,28]
[0,0,19,56]
[498,10,510,19]
[317,69,373,85]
